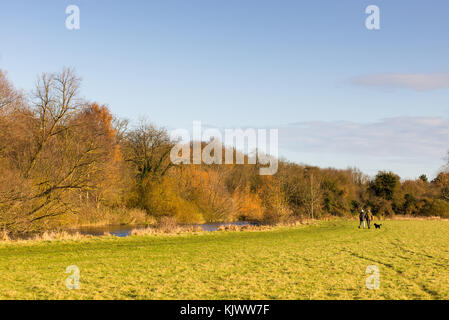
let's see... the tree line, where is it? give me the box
[1,68,448,234]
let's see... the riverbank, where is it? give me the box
[0,220,291,242]
[2,215,446,242]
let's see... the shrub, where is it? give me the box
[156,216,180,233]
[420,199,449,218]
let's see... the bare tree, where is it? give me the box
[0,70,22,112]
[349,167,370,186]
[122,121,174,182]
[303,167,323,219]
[26,67,83,177]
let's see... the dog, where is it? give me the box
[374,223,382,229]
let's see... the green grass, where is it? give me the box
[1,220,449,299]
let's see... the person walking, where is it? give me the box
[366,209,373,229]
[358,209,366,229]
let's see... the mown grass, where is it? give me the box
[1,220,449,299]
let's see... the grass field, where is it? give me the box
[1,220,449,300]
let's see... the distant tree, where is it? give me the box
[0,70,22,112]
[302,167,323,219]
[369,171,400,201]
[400,179,428,215]
[432,172,449,202]
[419,174,428,183]
[420,199,449,218]
[349,167,370,186]
[120,121,175,211]
[370,197,395,217]
[122,121,174,182]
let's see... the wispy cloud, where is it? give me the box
[279,116,449,162]
[353,73,449,91]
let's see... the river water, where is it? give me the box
[75,221,256,237]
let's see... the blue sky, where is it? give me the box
[1,0,449,178]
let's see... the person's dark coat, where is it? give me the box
[359,211,365,221]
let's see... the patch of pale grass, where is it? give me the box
[31,231,86,241]
[391,215,447,221]
[130,225,204,236]
[216,224,273,232]
[1,229,10,242]
[0,230,97,244]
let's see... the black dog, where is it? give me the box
[374,223,382,229]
